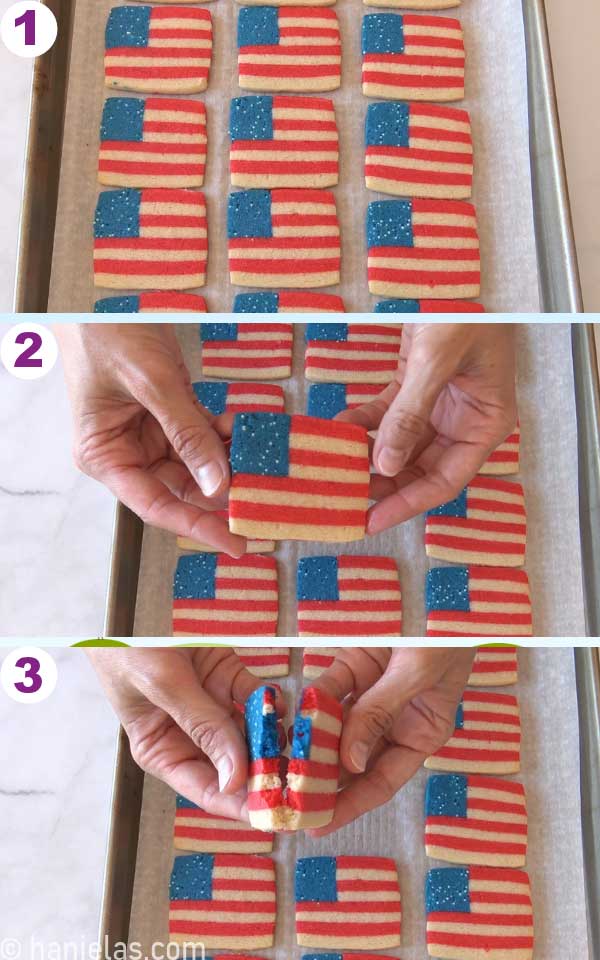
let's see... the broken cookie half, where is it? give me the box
[245,684,342,831]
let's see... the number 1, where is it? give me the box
[15,7,35,45]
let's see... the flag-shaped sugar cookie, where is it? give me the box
[426,866,533,960]
[480,423,521,476]
[365,0,459,7]
[177,510,274,553]
[425,479,526,567]
[105,6,212,94]
[230,95,339,188]
[235,647,290,676]
[367,198,480,299]
[99,97,207,188]
[425,774,528,867]
[94,292,207,312]
[238,7,341,93]
[246,684,342,830]
[297,556,402,636]
[303,647,337,677]
[172,553,279,636]
[234,292,344,313]
[305,323,402,383]
[193,381,286,415]
[228,189,341,288]
[93,188,207,289]
[469,647,518,686]
[229,412,370,542]
[169,853,276,948]
[362,14,465,101]
[295,856,402,947]
[307,383,382,419]
[425,567,532,637]
[365,102,473,199]
[375,298,484,313]
[200,323,293,379]
[424,691,521,775]
[174,795,274,853]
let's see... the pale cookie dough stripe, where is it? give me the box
[235,646,290,676]
[174,801,274,853]
[469,648,518,685]
[303,648,337,676]
[480,425,521,475]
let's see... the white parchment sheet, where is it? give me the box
[127,647,589,958]
[47,0,540,311]
[132,322,585,638]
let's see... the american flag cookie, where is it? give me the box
[367,198,481,299]
[297,555,402,636]
[303,647,337,677]
[235,647,290,677]
[480,423,521,476]
[469,647,518,687]
[307,383,382,419]
[305,323,402,383]
[426,866,533,960]
[234,292,345,312]
[93,188,207,290]
[228,189,341,288]
[99,97,207,188]
[230,95,339,188]
[424,691,521,776]
[104,6,212,95]
[375,297,484,313]
[425,567,532,637]
[229,412,370,542]
[365,0,459,7]
[172,553,279,636]
[200,323,293,379]
[425,774,528,867]
[94,292,207,312]
[169,853,276,948]
[177,510,275,553]
[193,381,286,415]
[246,684,342,830]
[425,478,527,567]
[361,14,465,102]
[295,856,402,947]
[237,7,341,93]
[365,102,473,199]
[174,795,274,853]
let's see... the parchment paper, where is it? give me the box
[47,0,540,312]
[132,322,586,638]
[127,647,590,959]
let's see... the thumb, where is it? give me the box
[373,347,453,477]
[340,661,412,774]
[140,658,249,793]
[139,377,230,500]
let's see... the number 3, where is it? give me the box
[14,656,43,694]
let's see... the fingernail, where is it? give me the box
[376,447,401,476]
[217,755,233,791]
[197,461,224,497]
[349,741,370,772]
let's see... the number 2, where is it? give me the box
[14,7,35,45]
[14,330,43,367]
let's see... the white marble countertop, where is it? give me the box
[0,651,118,952]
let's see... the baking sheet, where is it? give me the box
[127,647,589,958]
[132,322,585,638]
[47,0,540,312]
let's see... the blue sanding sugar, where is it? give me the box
[295,857,338,902]
[425,774,468,818]
[425,867,470,914]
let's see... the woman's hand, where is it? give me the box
[55,323,245,555]
[313,647,474,835]
[338,323,517,535]
[88,647,285,819]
